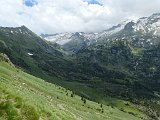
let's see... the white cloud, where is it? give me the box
[0,0,160,34]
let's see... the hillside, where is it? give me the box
[0,53,150,120]
[0,26,77,81]
[73,14,160,97]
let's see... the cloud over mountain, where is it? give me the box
[0,0,160,34]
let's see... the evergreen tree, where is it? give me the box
[83,99,86,104]
[100,104,103,108]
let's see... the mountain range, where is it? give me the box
[0,13,160,119]
[41,13,160,51]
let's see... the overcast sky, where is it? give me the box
[0,0,160,34]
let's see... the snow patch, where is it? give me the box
[28,53,33,56]
[43,33,73,45]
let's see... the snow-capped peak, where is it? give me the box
[41,13,160,46]
[105,19,132,32]
[133,13,160,36]
[41,33,73,45]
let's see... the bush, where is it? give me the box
[70,93,74,97]
[0,101,21,120]
[21,105,39,120]
[15,97,23,108]
[83,99,86,104]
[100,104,103,108]
[120,108,125,112]
[128,112,136,116]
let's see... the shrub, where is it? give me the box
[70,93,74,97]
[0,101,21,120]
[21,105,39,120]
[128,112,136,116]
[83,99,86,104]
[100,104,103,108]
[120,108,125,112]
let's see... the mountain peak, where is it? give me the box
[151,13,160,17]
[20,25,28,29]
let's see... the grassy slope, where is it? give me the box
[0,60,150,120]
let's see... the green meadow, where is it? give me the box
[0,57,150,120]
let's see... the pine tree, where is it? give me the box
[81,97,84,101]
[83,99,86,104]
[71,93,74,97]
[70,91,74,97]
[100,104,103,108]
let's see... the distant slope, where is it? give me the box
[72,13,160,99]
[41,20,133,53]
[0,26,77,81]
[0,54,150,120]
[41,33,73,45]
[41,13,160,52]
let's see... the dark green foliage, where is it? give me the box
[83,99,86,104]
[120,108,125,112]
[21,105,39,120]
[71,94,74,97]
[15,97,23,108]
[70,91,75,97]
[81,96,87,104]
[81,97,84,101]
[101,108,104,113]
[0,101,21,120]
[128,112,136,116]
[100,104,103,108]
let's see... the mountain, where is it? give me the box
[133,13,160,36]
[40,33,73,45]
[41,13,160,52]
[1,14,160,98]
[61,32,88,53]
[0,13,160,119]
[74,13,160,93]
[97,13,160,47]
[0,25,77,81]
[41,20,131,52]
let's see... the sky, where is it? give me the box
[0,0,160,34]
